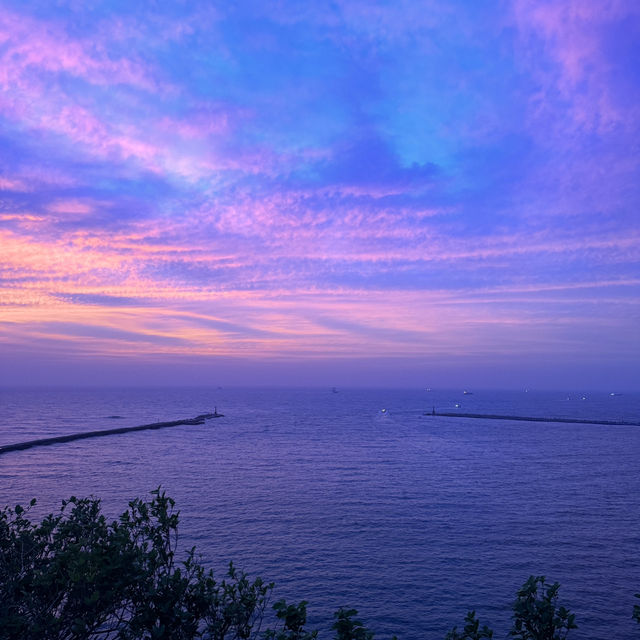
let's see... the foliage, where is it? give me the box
[265,599,317,640]
[446,577,577,640]
[445,611,493,639]
[510,576,577,640]
[0,490,272,640]
[2,491,638,639]
[332,608,375,640]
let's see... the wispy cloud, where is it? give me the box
[0,1,638,387]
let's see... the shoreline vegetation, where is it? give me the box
[2,490,639,639]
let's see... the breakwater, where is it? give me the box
[425,411,640,426]
[0,412,223,455]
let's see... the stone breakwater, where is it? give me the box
[425,411,640,426]
[0,413,223,455]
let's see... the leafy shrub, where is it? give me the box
[2,490,637,639]
[445,610,493,639]
[0,490,272,639]
[446,576,577,640]
[510,576,577,640]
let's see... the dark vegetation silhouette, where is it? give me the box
[0,490,637,639]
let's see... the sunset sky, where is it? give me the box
[1,1,638,389]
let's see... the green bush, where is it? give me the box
[445,611,493,639]
[1,490,637,639]
[446,576,577,640]
[0,490,378,640]
[0,490,274,639]
[510,576,577,640]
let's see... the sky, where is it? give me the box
[0,0,638,389]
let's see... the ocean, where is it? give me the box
[1,387,639,639]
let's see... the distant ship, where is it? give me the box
[463,390,473,395]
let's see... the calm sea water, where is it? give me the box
[1,387,639,639]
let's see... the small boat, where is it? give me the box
[463,390,473,395]
[332,387,339,393]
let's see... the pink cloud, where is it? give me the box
[0,176,29,191]
[46,199,97,215]
[0,78,267,182]
[0,9,162,91]
[0,10,237,179]
[0,8,287,183]
[157,114,230,138]
[1,166,78,189]
[2,215,636,363]
[513,0,640,132]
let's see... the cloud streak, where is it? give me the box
[0,1,638,388]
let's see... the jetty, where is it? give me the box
[0,412,224,456]
[425,411,640,427]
